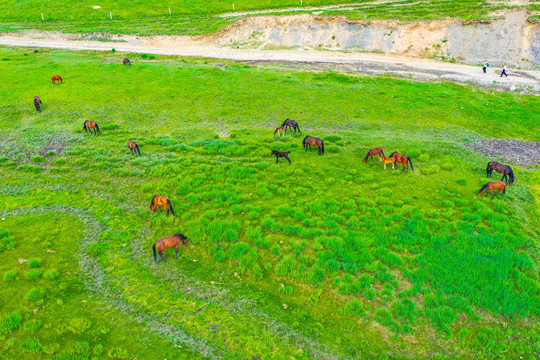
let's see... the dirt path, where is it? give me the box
[1,30,539,92]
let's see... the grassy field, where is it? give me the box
[0,47,539,359]
[0,0,533,36]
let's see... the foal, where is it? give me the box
[33,96,42,112]
[128,140,141,156]
[478,181,506,200]
[379,155,396,170]
[271,150,291,165]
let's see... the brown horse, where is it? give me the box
[152,234,188,264]
[51,75,63,85]
[486,161,514,185]
[282,118,301,133]
[271,150,291,165]
[478,181,506,200]
[274,126,285,136]
[123,58,131,66]
[379,155,396,170]
[33,96,42,112]
[83,121,100,135]
[128,140,141,156]
[303,136,325,155]
[363,147,385,163]
[389,152,414,173]
[150,195,176,217]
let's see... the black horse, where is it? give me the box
[33,96,42,112]
[282,118,301,133]
[486,161,514,185]
[123,58,131,66]
[271,150,291,165]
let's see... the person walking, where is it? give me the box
[482,60,489,73]
[501,63,508,77]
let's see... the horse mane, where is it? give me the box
[149,195,157,207]
[478,183,489,194]
[174,233,187,239]
[281,119,289,126]
[82,120,87,129]
[390,151,398,157]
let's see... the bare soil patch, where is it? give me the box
[462,138,540,167]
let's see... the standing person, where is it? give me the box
[501,63,508,77]
[482,60,489,73]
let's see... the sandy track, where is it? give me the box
[1,31,539,92]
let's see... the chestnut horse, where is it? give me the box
[123,58,131,66]
[51,75,63,85]
[478,181,506,200]
[282,118,301,133]
[390,152,414,173]
[271,150,291,165]
[152,234,188,264]
[274,126,285,136]
[33,96,42,112]
[83,121,100,135]
[379,155,396,170]
[303,136,325,155]
[128,140,141,156]
[364,147,385,163]
[150,195,176,217]
[486,161,514,185]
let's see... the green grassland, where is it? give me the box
[0,47,539,359]
[0,0,533,36]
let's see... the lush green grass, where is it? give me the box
[0,0,529,36]
[0,47,539,359]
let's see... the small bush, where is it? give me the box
[440,163,453,171]
[421,165,440,175]
[102,123,120,130]
[3,270,16,281]
[25,287,45,301]
[45,150,57,156]
[68,318,92,334]
[327,145,341,153]
[26,268,43,280]
[418,154,430,162]
[93,344,104,356]
[325,135,342,143]
[31,155,47,163]
[28,259,42,268]
[345,300,367,318]
[408,149,421,158]
[54,157,67,165]
[43,269,60,280]
[363,287,376,300]
[0,312,22,334]
[457,178,467,185]
[23,319,43,332]
[19,337,42,353]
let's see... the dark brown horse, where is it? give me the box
[363,147,385,163]
[282,118,301,133]
[478,181,506,200]
[389,152,414,173]
[83,121,100,135]
[128,140,141,156]
[123,58,131,66]
[486,161,514,185]
[152,234,188,264]
[150,195,176,217]
[271,150,291,165]
[33,96,42,112]
[51,75,63,85]
[303,136,324,155]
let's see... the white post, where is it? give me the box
[169,7,171,15]
[233,3,235,11]
[110,11,113,20]
[41,13,44,21]
[301,0,303,5]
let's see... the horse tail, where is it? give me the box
[321,140,325,155]
[478,184,488,195]
[95,123,100,134]
[381,149,386,158]
[363,151,370,164]
[136,143,141,156]
[152,243,157,264]
[150,195,156,209]
[296,124,301,133]
[486,162,491,177]
[408,157,414,172]
[167,199,176,216]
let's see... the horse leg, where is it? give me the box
[160,251,167,262]
[175,245,179,261]
[276,155,279,164]
[384,163,386,170]
[401,162,406,173]
[501,174,506,183]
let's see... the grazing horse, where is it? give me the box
[478,181,506,200]
[271,150,291,165]
[486,161,514,185]
[274,126,285,137]
[150,195,176,217]
[33,96,42,112]
[390,152,414,173]
[363,147,385,163]
[83,121,100,135]
[128,140,141,156]
[379,155,396,170]
[303,136,325,155]
[51,75,63,85]
[123,58,131,66]
[152,234,188,264]
[282,118,301,134]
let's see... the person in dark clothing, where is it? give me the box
[501,64,508,77]
[482,60,489,73]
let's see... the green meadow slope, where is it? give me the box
[1,0,535,36]
[0,47,539,359]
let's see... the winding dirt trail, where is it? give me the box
[1,30,539,92]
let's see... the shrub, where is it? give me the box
[418,154,430,162]
[45,150,57,156]
[19,337,42,353]
[107,347,129,359]
[26,268,43,280]
[54,157,67,165]
[26,287,45,301]
[68,318,92,334]
[3,270,16,281]
[23,319,43,332]
[228,242,250,259]
[345,300,367,318]
[28,259,42,268]
[378,188,393,197]
[43,269,60,280]
[325,135,342,143]
[408,149,421,158]
[440,163,453,171]
[93,344,104,356]
[0,312,22,334]
[102,123,120,130]
[31,155,47,163]
[327,145,341,153]
[363,287,376,300]
[457,178,467,185]
[421,165,440,175]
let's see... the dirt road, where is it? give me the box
[1,31,539,93]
